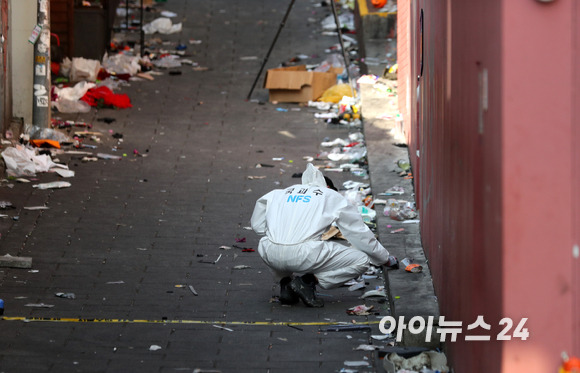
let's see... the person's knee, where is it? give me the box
[354,254,371,275]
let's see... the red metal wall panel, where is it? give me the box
[400,0,579,371]
[575,2,580,357]
[401,0,504,371]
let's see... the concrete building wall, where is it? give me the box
[10,0,35,124]
[397,0,579,371]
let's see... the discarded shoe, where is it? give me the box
[289,276,324,308]
[279,277,299,305]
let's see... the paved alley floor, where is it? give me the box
[0,1,418,372]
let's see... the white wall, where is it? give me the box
[10,1,36,124]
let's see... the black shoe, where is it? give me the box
[279,277,299,305]
[289,276,324,308]
[278,277,300,304]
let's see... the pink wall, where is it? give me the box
[501,0,576,371]
[574,1,580,356]
[397,0,579,371]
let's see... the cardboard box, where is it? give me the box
[263,65,340,103]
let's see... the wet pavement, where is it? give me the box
[0,1,434,372]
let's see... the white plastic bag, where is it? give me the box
[70,57,101,82]
[1,146,69,177]
[102,53,141,75]
[52,81,96,113]
[143,18,182,34]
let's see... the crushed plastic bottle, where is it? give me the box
[396,159,410,171]
[384,199,417,221]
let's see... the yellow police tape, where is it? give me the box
[0,316,381,327]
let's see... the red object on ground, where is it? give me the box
[563,356,580,372]
[81,86,132,109]
[371,0,386,8]
[30,139,61,149]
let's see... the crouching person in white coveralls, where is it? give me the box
[251,163,397,308]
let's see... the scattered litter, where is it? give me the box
[219,246,232,250]
[97,153,123,160]
[149,345,162,351]
[344,361,370,367]
[383,351,449,373]
[381,186,404,195]
[361,289,387,298]
[24,303,54,308]
[255,163,274,168]
[188,285,198,296]
[384,199,418,221]
[390,228,405,234]
[0,254,32,268]
[143,17,182,35]
[0,201,14,209]
[401,258,423,273]
[33,181,71,190]
[55,292,75,299]
[23,206,49,210]
[54,169,75,178]
[308,101,332,110]
[233,265,251,270]
[153,55,182,68]
[212,324,233,332]
[396,159,411,171]
[106,281,125,284]
[160,10,177,17]
[322,325,371,332]
[347,304,374,315]
[348,281,366,291]
[1,145,69,177]
[371,334,393,341]
[235,237,246,243]
[247,175,266,179]
[199,254,222,264]
[240,56,258,61]
[355,344,382,351]
[278,130,296,138]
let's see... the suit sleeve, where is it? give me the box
[250,192,271,235]
[334,197,390,266]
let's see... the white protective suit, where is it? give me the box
[251,164,390,289]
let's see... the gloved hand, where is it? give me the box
[385,255,399,269]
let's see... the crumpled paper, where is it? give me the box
[1,145,69,177]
